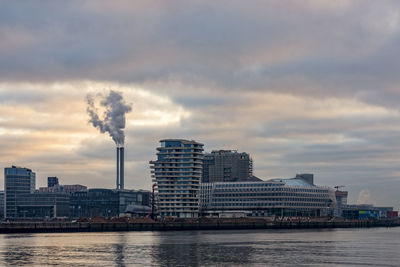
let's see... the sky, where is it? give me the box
[0,1,399,209]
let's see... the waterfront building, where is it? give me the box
[15,192,70,218]
[200,174,335,217]
[0,191,3,219]
[150,139,204,218]
[202,150,258,183]
[4,166,36,218]
[70,189,150,218]
[48,177,59,187]
[341,204,395,220]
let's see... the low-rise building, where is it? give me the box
[200,175,335,217]
[70,189,151,218]
[342,204,395,220]
[15,192,70,219]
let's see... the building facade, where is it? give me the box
[48,177,59,187]
[150,139,204,218]
[15,192,70,218]
[202,150,256,183]
[4,166,36,218]
[0,191,3,219]
[39,184,87,195]
[70,189,151,218]
[200,175,335,217]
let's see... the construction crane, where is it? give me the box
[334,185,345,191]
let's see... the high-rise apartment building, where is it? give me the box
[150,139,204,218]
[202,150,255,183]
[4,166,36,218]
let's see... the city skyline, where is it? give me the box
[1,1,400,210]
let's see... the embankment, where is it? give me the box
[1,219,399,234]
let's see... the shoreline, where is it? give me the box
[1,219,399,234]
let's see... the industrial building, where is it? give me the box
[70,189,151,218]
[150,139,204,218]
[202,150,259,183]
[200,174,335,217]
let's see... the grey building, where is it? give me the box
[4,166,36,218]
[0,191,4,219]
[200,175,335,217]
[70,189,151,218]
[202,150,258,183]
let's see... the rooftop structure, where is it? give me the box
[48,177,59,188]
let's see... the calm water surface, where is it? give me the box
[0,227,399,266]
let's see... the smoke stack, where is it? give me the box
[116,147,120,189]
[120,147,124,190]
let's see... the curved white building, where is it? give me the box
[200,175,336,217]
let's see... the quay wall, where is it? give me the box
[0,219,399,234]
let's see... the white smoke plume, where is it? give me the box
[87,90,132,146]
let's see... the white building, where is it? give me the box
[200,175,336,217]
[150,139,204,218]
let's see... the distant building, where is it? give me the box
[334,190,348,217]
[342,204,395,220]
[4,166,36,218]
[150,139,204,218]
[200,175,335,217]
[70,189,151,218]
[39,184,87,195]
[48,177,59,188]
[202,150,258,183]
[15,192,70,219]
[0,191,4,219]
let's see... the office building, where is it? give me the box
[202,150,258,183]
[15,192,70,218]
[200,174,335,217]
[0,191,4,219]
[48,177,59,188]
[4,166,36,218]
[150,139,204,218]
[70,189,151,218]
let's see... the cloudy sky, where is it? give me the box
[1,1,399,209]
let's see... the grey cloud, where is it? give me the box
[1,1,400,209]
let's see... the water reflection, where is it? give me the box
[1,234,36,266]
[113,234,126,267]
[0,228,399,266]
[151,231,256,266]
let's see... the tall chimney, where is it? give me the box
[116,147,120,189]
[120,146,124,190]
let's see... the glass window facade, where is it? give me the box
[4,166,36,218]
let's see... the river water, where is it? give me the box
[0,227,399,266]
